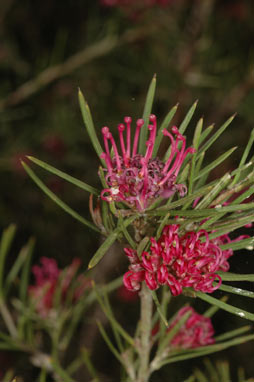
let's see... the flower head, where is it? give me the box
[169,306,215,349]
[100,115,195,211]
[29,257,90,318]
[123,224,243,296]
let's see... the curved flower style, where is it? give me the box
[29,257,90,318]
[100,115,195,211]
[169,306,215,349]
[123,224,245,296]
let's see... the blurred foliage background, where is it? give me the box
[0,0,254,380]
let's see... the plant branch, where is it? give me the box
[0,26,157,111]
[136,283,153,382]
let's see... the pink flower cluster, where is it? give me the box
[29,257,90,318]
[169,306,215,349]
[123,224,239,296]
[100,115,195,211]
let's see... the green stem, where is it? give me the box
[137,283,153,382]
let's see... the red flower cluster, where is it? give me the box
[123,224,240,296]
[29,257,90,318]
[100,115,195,211]
[169,306,215,349]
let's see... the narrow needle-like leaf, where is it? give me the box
[197,114,236,158]
[195,291,254,321]
[88,230,118,269]
[139,74,157,154]
[178,100,198,135]
[218,272,254,282]
[88,216,136,268]
[27,156,99,195]
[151,291,168,328]
[78,89,105,165]
[19,237,35,303]
[96,320,124,365]
[194,147,237,181]
[232,128,254,185]
[153,103,178,158]
[219,284,254,298]
[158,334,254,367]
[0,225,16,301]
[22,161,99,233]
[188,118,203,195]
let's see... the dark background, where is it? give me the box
[0,0,254,380]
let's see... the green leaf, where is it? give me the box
[0,225,16,300]
[183,377,196,382]
[160,180,216,210]
[96,320,124,365]
[18,237,35,303]
[158,333,254,367]
[194,147,237,181]
[156,212,170,239]
[22,161,99,233]
[137,236,150,257]
[210,175,254,208]
[78,89,104,165]
[163,100,198,163]
[151,290,168,328]
[98,166,108,189]
[232,128,254,185]
[148,204,254,217]
[88,231,118,269]
[208,213,254,239]
[88,216,136,269]
[219,237,254,251]
[51,361,76,382]
[39,368,47,382]
[230,184,254,205]
[195,173,231,210]
[27,156,99,195]
[219,284,254,298]
[195,291,254,321]
[5,240,32,297]
[197,114,236,159]
[215,325,251,342]
[139,74,157,155]
[103,292,124,352]
[81,348,99,381]
[199,124,214,145]
[194,152,205,179]
[93,284,134,348]
[203,296,228,318]
[152,103,178,158]
[2,370,15,382]
[218,272,254,282]
[178,100,198,135]
[188,118,203,195]
[118,214,136,248]
[193,368,207,382]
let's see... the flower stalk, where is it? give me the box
[136,283,153,382]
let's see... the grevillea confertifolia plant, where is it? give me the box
[23,76,254,382]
